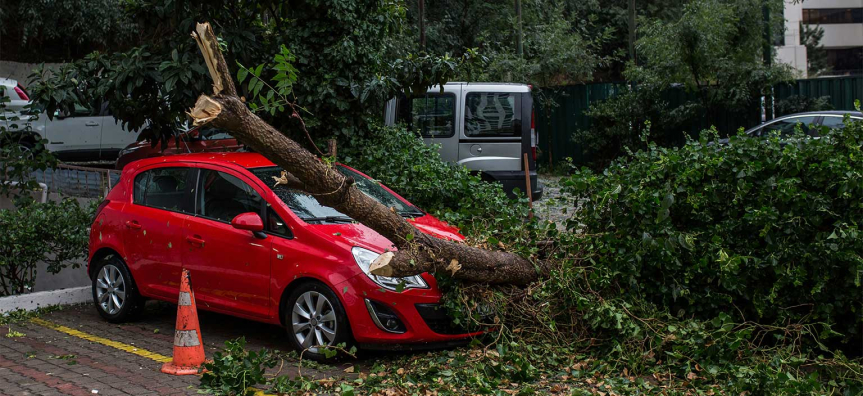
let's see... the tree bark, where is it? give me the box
[189,23,539,285]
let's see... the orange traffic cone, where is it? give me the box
[161,269,207,375]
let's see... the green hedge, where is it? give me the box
[562,115,863,347]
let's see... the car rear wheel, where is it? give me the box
[91,255,144,323]
[285,281,351,361]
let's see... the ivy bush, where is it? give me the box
[562,115,863,348]
[0,200,93,296]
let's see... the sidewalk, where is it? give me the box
[0,302,351,395]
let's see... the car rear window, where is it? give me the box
[249,165,422,222]
[464,92,520,137]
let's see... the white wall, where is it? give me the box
[777,0,808,77]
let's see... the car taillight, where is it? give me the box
[530,109,537,161]
[14,85,29,101]
[94,199,110,221]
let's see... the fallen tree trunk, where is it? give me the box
[189,22,539,285]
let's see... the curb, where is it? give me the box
[0,286,91,313]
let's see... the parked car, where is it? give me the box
[0,78,31,113]
[116,126,242,169]
[2,101,140,161]
[88,152,479,360]
[719,111,863,144]
[385,82,543,200]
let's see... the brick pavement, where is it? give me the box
[0,302,355,395]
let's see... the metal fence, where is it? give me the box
[536,75,863,166]
[28,164,121,199]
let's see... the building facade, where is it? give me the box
[777,0,863,77]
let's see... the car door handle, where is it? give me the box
[476,147,482,152]
[125,220,142,229]
[85,121,100,127]
[186,235,206,246]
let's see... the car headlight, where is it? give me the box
[351,247,428,291]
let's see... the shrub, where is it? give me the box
[0,199,93,296]
[562,115,863,347]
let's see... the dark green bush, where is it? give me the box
[562,115,863,347]
[0,199,93,296]
[775,94,834,116]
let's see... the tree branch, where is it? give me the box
[189,22,540,285]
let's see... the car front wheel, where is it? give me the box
[285,281,351,361]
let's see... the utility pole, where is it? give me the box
[628,0,636,61]
[763,1,774,120]
[419,0,426,50]
[515,0,523,57]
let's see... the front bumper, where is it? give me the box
[334,274,483,345]
[484,170,544,201]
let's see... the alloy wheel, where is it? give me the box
[291,291,337,353]
[95,264,126,315]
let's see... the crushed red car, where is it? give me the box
[115,127,242,170]
[90,152,480,360]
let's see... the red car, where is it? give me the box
[115,127,242,170]
[89,152,479,360]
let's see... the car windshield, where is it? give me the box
[249,165,423,223]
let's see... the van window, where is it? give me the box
[396,94,455,138]
[133,167,193,213]
[464,93,519,137]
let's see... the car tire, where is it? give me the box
[91,255,145,323]
[284,281,352,362]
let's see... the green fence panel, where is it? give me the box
[775,76,863,110]
[536,76,862,167]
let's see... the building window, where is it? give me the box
[825,47,863,75]
[802,8,863,24]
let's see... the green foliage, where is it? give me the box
[0,200,93,296]
[573,0,793,167]
[775,94,834,116]
[0,98,58,201]
[563,116,863,346]
[0,0,136,62]
[573,88,678,168]
[801,23,831,77]
[631,0,789,105]
[199,337,277,396]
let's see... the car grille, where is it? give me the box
[414,304,470,335]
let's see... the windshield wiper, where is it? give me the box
[399,209,425,218]
[302,215,354,224]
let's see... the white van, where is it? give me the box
[385,83,542,200]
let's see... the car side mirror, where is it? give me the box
[231,212,266,239]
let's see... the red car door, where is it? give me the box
[182,166,272,319]
[123,165,196,299]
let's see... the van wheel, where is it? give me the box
[91,256,144,323]
[285,281,352,362]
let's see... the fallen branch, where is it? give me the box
[189,22,540,285]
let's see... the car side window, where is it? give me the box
[133,167,193,213]
[760,116,817,137]
[820,116,846,129]
[396,94,455,138]
[197,170,263,223]
[464,92,520,137]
